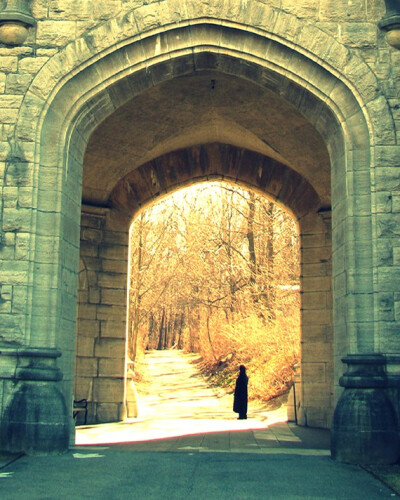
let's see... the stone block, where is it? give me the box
[93,378,124,403]
[11,285,31,314]
[79,241,99,257]
[99,358,124,378]
[81,257,102,272]
[0,72,5,92]
[5,73,33,94]
[376,239,393,266]
[304,407,330,429]
[78,289,89,303]
[101,288,127,305]
[95,403,122,423]
[302,384,332,407]
[100,320,126,338]
[0,57,18,72]
[99,245,128,261]
[302,342,332,363]
[102,259,127,274]
[96,304,126,321]
[81,213,104,230]
[281,0,318,18]
[301,246,331,264]
[94,338,125,359]
[375,192,392,213]
[88,286,101,304]
[0,107,18,124]
[339,23,377,49]
[76,357,98,378]
[0,313,24,342]
[74,376,94,401]
[103,231,128,245]
[77,318,100,338]
[81,228,103,244]
[76,336,94,357]
[302,362,326,383]
[302,308,332,325]
[36,21,77,47]
[302,324,331,343]
[378,267,400,292]
[302,291,327,310]
[301,262,329,277]
[98,273,126,289]
[302,276,331,292]
[0,95,23,108]
[18,56,49,75]
[379,293,395,321]
[0,260,28,285]
[77,304,97,320]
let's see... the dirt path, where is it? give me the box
[76,349,288,445]
[135,349,234,420]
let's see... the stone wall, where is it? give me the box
[299,211,333,427]
[0,0,399,455]
[0,1,397,360]
[75,206,128,424]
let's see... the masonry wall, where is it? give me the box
[75,206,129,424]
[0,0,399,437]
[0,0,396,352]
[300,211,333,428]
[0,0,397,354]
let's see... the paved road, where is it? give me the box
[0,448,397,499]
[0,350,398,499]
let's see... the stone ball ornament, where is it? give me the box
[0,0,35,46]
[379,0,400,49]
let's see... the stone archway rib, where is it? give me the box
[110,144,321,221]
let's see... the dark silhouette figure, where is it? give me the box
[233,365,248,420]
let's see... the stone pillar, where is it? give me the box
[0,347,69,455]
[331,354,400,464]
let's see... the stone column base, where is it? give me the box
[331,354,400,464]
[0,347,69,455]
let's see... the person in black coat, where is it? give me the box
[233,365,248,420]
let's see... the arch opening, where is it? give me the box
[122,181,301,425]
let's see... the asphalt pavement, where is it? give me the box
[0,423,398,500]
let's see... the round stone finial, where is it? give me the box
[379,0,400,49]
[0,0,36,45]
[0,21,29,45]
[385,27,400,49]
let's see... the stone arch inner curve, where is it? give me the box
[109,144,321,221]
[15,18,379,433]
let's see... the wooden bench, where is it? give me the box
[73,379,92,425]
[73,398,88,425]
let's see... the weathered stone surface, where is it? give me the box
[94,338,125,359]
[99,358,124,378]
[0,0,397,461]
[93,378,124,403]
[96,402,122,423]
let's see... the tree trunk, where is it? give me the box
[247,191,257,290]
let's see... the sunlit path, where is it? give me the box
[76,350,288,447]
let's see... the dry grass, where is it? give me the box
[198,307,300,403]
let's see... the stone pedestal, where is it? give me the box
[0,347,69,455]
[331,354,400,464]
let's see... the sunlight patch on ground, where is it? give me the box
[75,408,288,446]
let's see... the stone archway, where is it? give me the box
[2,3,393,457]
[76,142,331,427]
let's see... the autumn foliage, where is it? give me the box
[128,182,300,403]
